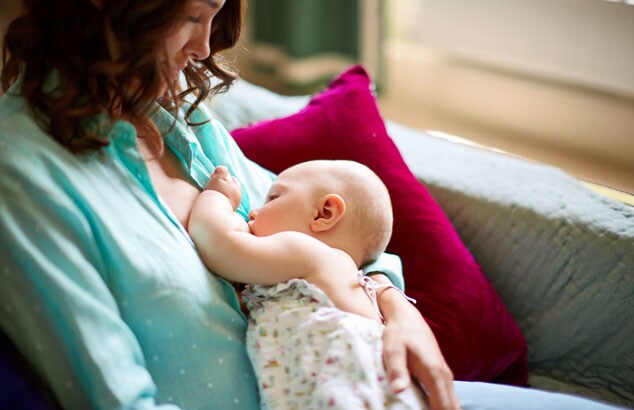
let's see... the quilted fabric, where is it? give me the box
[229,66,528,385]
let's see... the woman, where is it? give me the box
[0,0,457,408]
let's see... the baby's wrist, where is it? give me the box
[374,282,418,322]
[376,284,417,305]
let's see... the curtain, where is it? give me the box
[246,0,384,93]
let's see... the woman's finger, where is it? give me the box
[382,325,411,393]
[411,358,460,410]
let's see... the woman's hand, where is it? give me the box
[371,274,461,410]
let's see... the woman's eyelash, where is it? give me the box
[188,16,201,23]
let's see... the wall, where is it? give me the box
[414,0,634,97]
[383,0,634,182]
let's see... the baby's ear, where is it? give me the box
[310,194,346,233]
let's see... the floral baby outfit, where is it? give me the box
[243,276,426,409]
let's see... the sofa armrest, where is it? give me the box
[205,79,310,131]
[387,122,634,405]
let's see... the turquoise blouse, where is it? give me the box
[0,82,403,409]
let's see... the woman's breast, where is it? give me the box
[143,145,201,227]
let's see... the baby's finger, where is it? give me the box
[213,165,229,177]
[230,175,241,187]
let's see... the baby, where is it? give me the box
[189,160,425,409]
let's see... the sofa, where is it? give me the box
[204,71,634,408]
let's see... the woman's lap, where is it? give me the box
[455,381,625,410]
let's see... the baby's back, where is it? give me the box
[243,279,426,409]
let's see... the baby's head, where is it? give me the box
[248,160,393,267]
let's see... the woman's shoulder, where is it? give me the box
[0,88,34,131]
[0,107,70,173]
[0,94,51,163]
[0,92,106,198]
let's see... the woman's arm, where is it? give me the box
[0,160,174,409]
[371,274,461,410]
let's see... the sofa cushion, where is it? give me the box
[0,329,59,409]
[230,65,528,385]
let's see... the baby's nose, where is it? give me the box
[248,210,257,221]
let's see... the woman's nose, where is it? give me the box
[248,210,257,221]
[190,38,211,61]
[188,25,211,61]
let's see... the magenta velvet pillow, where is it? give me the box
[231,65,528,385]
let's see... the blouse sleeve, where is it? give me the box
[362,253,405,291]
[0,148,178,409]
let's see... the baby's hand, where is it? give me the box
[205,166,242,211]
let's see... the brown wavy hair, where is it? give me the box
[1,0,243,153]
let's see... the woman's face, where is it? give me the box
[162,0,226,83]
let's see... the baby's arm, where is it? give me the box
[197,166,250,235]
[189,170,328,286]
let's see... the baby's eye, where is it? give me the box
[266,194,279,202]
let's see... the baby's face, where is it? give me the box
[248,170,316,237]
